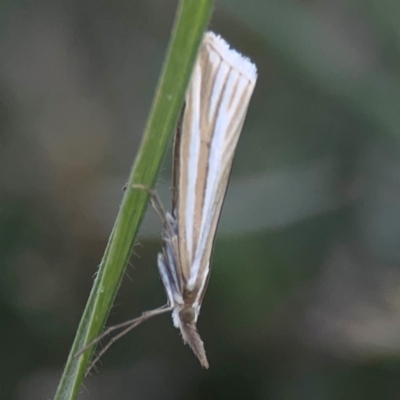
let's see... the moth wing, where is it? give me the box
[177,32,257,294]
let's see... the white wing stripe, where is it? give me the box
[208,52,222,122]
[188,70,243,286]
[185,66,201,261]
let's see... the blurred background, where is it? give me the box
[1,0,400,398]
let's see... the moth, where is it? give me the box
[79,31,257,370]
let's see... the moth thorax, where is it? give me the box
[179,306,196,324]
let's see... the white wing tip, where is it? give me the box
[204,31,258,83]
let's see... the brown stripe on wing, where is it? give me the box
[192,44,221,258]
[190,87,256,294]
[178,77,196,283]
[171,106,184,214]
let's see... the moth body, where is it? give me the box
[157,32,257,368]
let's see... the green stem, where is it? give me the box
[53,1,213,399]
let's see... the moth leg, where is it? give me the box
[76,304,173,375]
[130,184,169,225]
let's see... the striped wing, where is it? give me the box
[175,32,257,296]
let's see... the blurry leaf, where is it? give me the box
[222,0,400,138]
[358,0,400,56]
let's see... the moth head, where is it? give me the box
[179,306,196,324]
